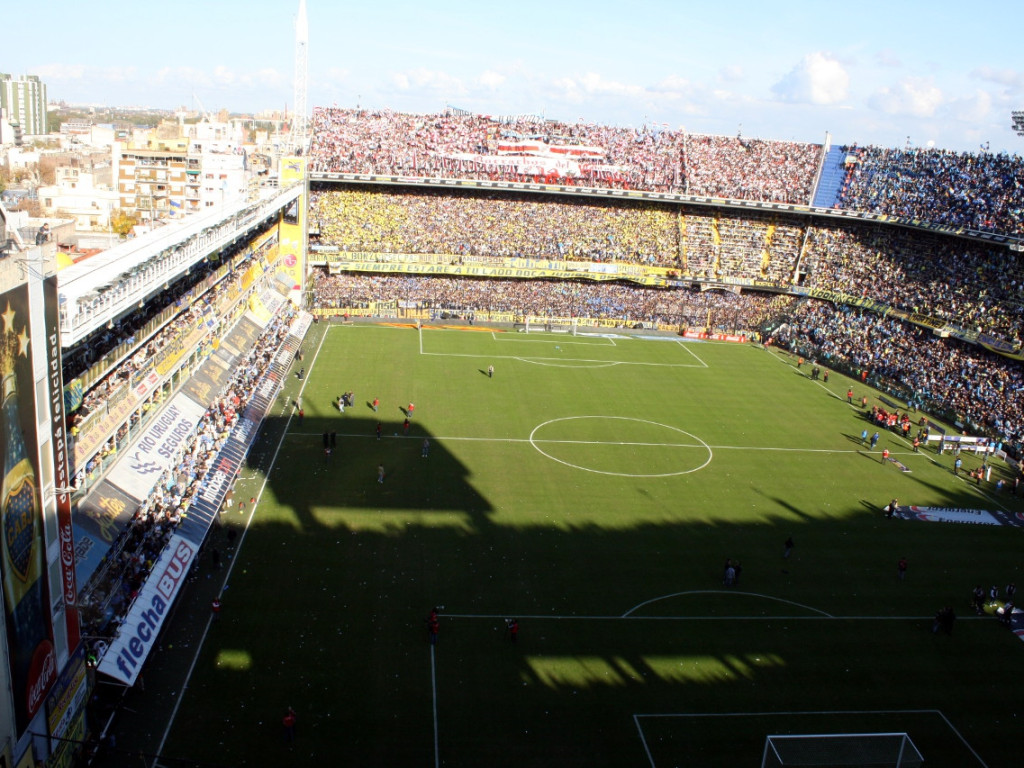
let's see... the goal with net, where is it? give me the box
[761,732,924,768]
[521,317,577,335]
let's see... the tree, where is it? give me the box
[110,208,138,238]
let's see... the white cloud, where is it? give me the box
[970,66,1024,89]
[650,74,694,97]
[324,67,351,83]
[576,72,644,98]
[32,63,89,81]
[150,65,284,95]
[718,65,743,84]
[947,89,992,122]
[477,70,505,90]
[875,49,902,69]
[868,77,943,117]
[212,66,237,87]
[389,67,466,97]
[772,52,849,105]
[154,66,212,89]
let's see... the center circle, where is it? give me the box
[528,416,712,477]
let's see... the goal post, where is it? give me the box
[761,732,924,768]
[520,317,578,335]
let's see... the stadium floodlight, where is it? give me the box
[1012,110,1024,136]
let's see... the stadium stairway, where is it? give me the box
[811,145,849,208]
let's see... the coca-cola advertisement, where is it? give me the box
[44,275,79,652]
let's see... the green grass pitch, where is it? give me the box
[150,322,1023,767]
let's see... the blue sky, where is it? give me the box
[8,0,1024,153]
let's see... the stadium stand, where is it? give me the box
[834,145,1024,234]
[309,107,823,203]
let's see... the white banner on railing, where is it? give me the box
[106,394,209,502]
[96,535,197,685]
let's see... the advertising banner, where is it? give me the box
[46,645,87,746]
[216,315,262,360]
[105,394,208,503]
[278,156,306,304]
[45,275,80,649]
[891,505,1024,528]
[0,283,58,733]
[181,354,232,408]
[326,259,675,286]
[97,535,197,685]
[71,481,139,585]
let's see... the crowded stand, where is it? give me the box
[799,222,1024,345]
[311,186,1022,344]
[310,186,802,284]
[309,107,1024,238]
[77,308,294,646]
[311,270,791,330]
[835,145,1024,236]
[770,299,1023,458]
[309,107,822,203]
[682,134,820,204]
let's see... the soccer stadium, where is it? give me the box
[2,48,1024,768]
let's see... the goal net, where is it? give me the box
[761,733,923,768]
[521,317,577,335]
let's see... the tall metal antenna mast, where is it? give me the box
[292,0,309,153]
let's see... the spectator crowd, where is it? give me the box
[310,187,803,284]
[311,271,791,331]
[311,186,1024,347]
[835,145,1024,236]
[309,107,1024,236]
[799,222,1024,347]
[309,107,821,203]
[771,300,1023,457]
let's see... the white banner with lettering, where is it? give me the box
[106,393,209,502]
[96,535,197,685]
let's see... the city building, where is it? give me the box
[0,74,48,141]
[115,119,254,224]
[37,160,120,232]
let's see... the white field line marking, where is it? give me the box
[490,333,615,346]
[935,709,991,768]
[431,645,440,768]
[636,707,951,719]
[420,348,703,368]
[623,590,832,618]
[417,329,707,367]
[438,613,985,621]
[514,357,623,368]
[634,714,657,768]
[155,331,326,758]
[285,431,932,457]
[528,416,713,477]
[673,339,709,367]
